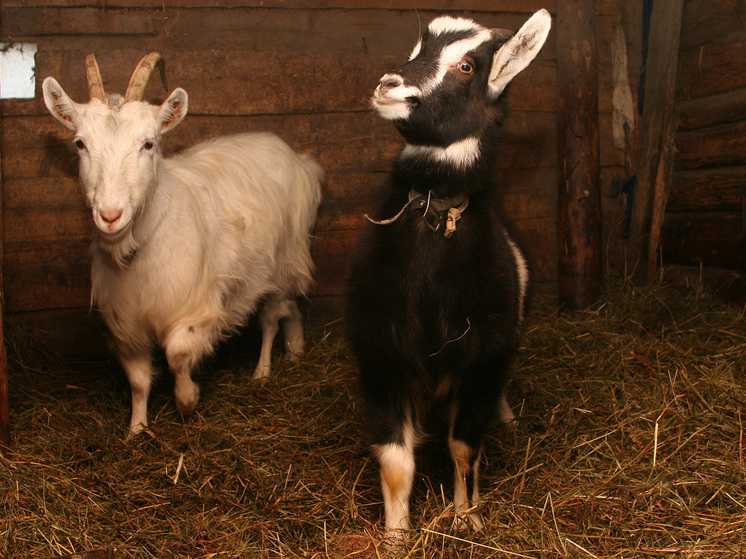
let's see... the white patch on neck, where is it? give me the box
[402,137,481,169]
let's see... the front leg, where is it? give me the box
[164,321,216,416]
[372,415,418,543]
[120,351,156,437]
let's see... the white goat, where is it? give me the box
[42,53,323,435]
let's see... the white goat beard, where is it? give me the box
[94,227,139,269]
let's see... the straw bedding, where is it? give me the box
[1,277,744,558]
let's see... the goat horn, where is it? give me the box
[124,52,168,103]
[85,54,107,102]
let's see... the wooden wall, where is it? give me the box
[1,1,638,355]
[663,0,746,270]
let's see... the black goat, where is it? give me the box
[345,10,551,538]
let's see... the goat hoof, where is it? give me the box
[252,365,271,381]
[286,349,303,363]
[382,529,408,554]
[126,421,146,440]
[175,385,200,416]
[453,511,484,533]
[285,339,305,361]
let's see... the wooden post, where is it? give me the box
[557,0,602,310]
[627,0,683,285]
[0,108,9,449]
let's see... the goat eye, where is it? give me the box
[457,60,474,75]
[74,138,86,150]
[142,140,155,151]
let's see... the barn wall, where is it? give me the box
[663,0,746,270]
[1,0,636,355]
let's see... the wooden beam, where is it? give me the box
[556,0,602,310]
[627,0,684,284]
[0,108,9,449]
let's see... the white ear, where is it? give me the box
[42,77,82,131]
[488,9,552,98]
[157,88,188,133]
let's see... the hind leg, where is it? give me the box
[281,299,305,361]
[253,296,302,380]
[448,361,509,531]
[449,403,486,531]
[498,391,518,431]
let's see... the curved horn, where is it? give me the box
[124,52,166,103]
[85,54,106,102]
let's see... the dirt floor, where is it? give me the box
[1,276,745,558]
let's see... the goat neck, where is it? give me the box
[393,127,502,199]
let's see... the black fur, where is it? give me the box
[345,14,544,532]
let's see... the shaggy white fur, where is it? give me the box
[43,61,322,435]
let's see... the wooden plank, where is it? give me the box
[499,166,559,220]
[1,8,558,59]
[2,0,556,12]
[497,112,559,169]
[1,114,401,177]
[680,0,746,50]
[668,167,746,212]
[0,99,9,449]
[2,7,155,35]
[3,240,92,312]
[678,31,746,101]
[556,0,602,310]
[677,88,746,131]
[2,49,557,117]
[661,211,746,270]
[675,120,746,170]
[627,0,683,285]
[2,177,84,210]
[3,111,557,179]
[515,215,558,284]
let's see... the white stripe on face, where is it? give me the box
[427,16,482,36]
[417,30,493,98]
[373,17,492,122]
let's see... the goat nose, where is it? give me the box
[100,209,123,225]
[379,75,403,93]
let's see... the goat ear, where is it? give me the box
[158,88,188,133]
[42,77,82,131]
[488,8,551,99]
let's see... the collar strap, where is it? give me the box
[365,189,469,238]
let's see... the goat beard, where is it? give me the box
[93,226,139,269]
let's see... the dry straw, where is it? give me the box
[1,276,745,558]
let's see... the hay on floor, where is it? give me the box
[1,277,744,558]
